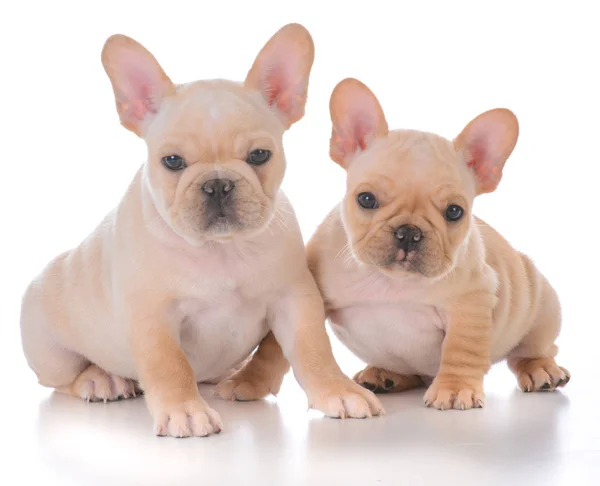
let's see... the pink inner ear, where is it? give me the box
[355,117,372,151]
[262,64,301,121]
[332,114,373,161]
[131,72,160,111]
[120,84,157,124]
[119,100,145,124]
[136,76,160,114]
[263,67,282,106]
[466,138,486,169]
[114,52,165,126]
[465,136,503,192]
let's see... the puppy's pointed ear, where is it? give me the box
[329,78,389,169]
[454,108,519,195]
[245,23,314,128]
[102,35,175,137]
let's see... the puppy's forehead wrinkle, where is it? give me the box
[352,130,466,197]
[432,184,465,201]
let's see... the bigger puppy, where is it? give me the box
[20,27,382,438]
[306,78,569,410]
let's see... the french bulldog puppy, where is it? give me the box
[20,27,383,438]
[305,78,570,410]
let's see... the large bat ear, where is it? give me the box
[454,108,519,195]
[102,34,175,137]
[329,78,389,169]
[245,23,314,129]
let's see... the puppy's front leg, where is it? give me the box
[270,273,384,418]
[130,308,222,437]
[424,293,494,411]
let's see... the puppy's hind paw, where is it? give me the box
[214,363,284,402]
[58,364,140,402]
[215,377,271,402]
[354,366,423,394]
[510,357,570,392]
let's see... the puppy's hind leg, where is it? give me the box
[21,285,139,403]
[215,332,290,401]
[21,283,88,388]
[354,366,424,394]
[507,271,570,392]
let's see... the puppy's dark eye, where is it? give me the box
[357,192,379,209]
[445,204,464,221]
[247,149,271,166]
[161,155,186,171]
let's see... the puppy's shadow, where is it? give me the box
[35,385,288,486]
[304,386,570,480]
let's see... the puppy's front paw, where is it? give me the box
[153,400,223,438]
[423,380,485,411]
[307,378,385,419]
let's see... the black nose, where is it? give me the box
[201,179,235,199]
[395,224,423,252]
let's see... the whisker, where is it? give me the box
[265,204,291,236]
[335,242,351,260]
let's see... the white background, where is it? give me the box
[1,1,599,485]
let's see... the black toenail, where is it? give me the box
[384,379,395,389]
[361,382,377,392]
[373,387,389,394]
[540,383,552,391]
[561,375,571,385]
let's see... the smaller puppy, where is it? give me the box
[306,78,570,410]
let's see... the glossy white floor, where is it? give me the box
[3,1,600,485]
[4,329,599,486]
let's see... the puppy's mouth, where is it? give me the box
[374,249,427,276]
[204,213,236,231]
[391,250,421,273]
[197,195,269,239]
[395,259,418,272]
[389,251,451,279]
[202,204,244,234]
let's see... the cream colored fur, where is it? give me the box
[20,28,383,438]
[304,78,570,410]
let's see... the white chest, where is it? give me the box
[176,285,270,382]
[329,301,445,377]
[170,246,278,382]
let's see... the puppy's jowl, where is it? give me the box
[305,79,569,410]
[20,26,383,438]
